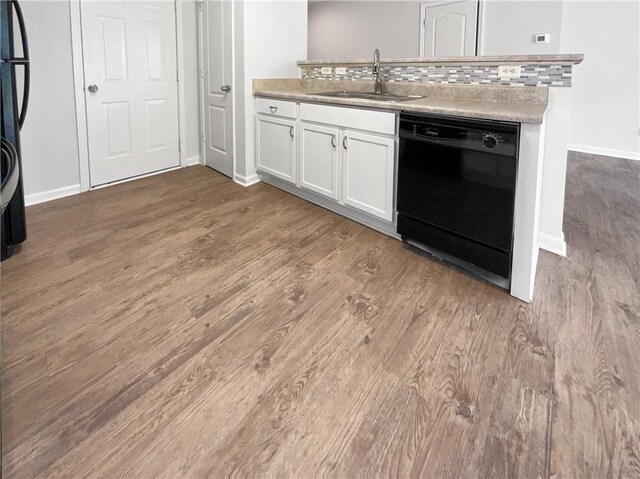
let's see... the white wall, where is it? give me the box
[478,0,563,55]
[238,0,307,182]
[561,0,640,160]
[18,1,81,200]
[16,0,201,203]
[308,1,420,59]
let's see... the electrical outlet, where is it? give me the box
[335,67,347,75]
[321,67,332,75]
[498,65,522,78]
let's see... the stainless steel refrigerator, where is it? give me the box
[1,0,29,260]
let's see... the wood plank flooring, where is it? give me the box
[1,152,638,478]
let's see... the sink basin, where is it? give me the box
[309,91,422,102]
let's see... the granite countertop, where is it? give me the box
[253,79,549,124]
[298,54,584,66]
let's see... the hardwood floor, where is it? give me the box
[1,153,638,478]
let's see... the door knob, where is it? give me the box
[221,85,230,93]
[87,84,99,93]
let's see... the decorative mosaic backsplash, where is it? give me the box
[301,64,572,87]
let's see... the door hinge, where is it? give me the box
[179,140,182,152]
[176,70,179,82]
[199,1,203,12]
[423,17,426,27]
[200,67,205,79]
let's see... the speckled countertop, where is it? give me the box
[253,79,549,124]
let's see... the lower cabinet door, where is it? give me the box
[256,115,296,183]
[299,122,340,200]
[342,130,395,221]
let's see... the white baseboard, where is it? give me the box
[260,173,399,239]
[25,163,198,207]
[25,184,81,207]
[569,144,639,161]
[538,231,567,257]
[92,165,182,190]
[186,155,202,166]
[234,172,260,187]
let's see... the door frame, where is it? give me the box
[69,0,189,192]
[418,0,479,57]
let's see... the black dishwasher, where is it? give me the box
[397,113,519,284]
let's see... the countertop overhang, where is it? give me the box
[253,79,548,124]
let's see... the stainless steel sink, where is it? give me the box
[309,91,422,102]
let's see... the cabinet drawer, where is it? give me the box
[255,98,296,118]
[300,103,396,136]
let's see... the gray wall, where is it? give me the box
[307,0,564,60]
[16,1,201,201]
[308,1,421,59]
[479,1,563,55]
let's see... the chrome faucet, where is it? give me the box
[373,48,383,94]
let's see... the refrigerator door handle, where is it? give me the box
[12,0,29,129]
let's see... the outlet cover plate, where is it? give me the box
[335,67,347,75]
[498,65,522,78]
[321,67,332,75]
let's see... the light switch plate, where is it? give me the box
[335,67,347,75]
[498,65,522,78]
[321,67,332,75]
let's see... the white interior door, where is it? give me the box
[420,0,478,57]
[81,1,180,187]
[202,0,233,177]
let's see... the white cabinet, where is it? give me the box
[255,99,397,224]
[342,130,395,221]
[299,122,340,200]
[255,98,297,183]
[256,115,296,183]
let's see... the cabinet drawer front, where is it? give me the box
[300,102,396,136]
[256,115,296,183]
[255,98,296,118]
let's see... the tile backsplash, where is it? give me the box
[301,64,572,88]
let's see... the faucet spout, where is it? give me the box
[373,48,383,94]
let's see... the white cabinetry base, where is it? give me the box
[538,232,567,257]
[259,172,400,239]
[510,121,546,303]
[234,173,260,187]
